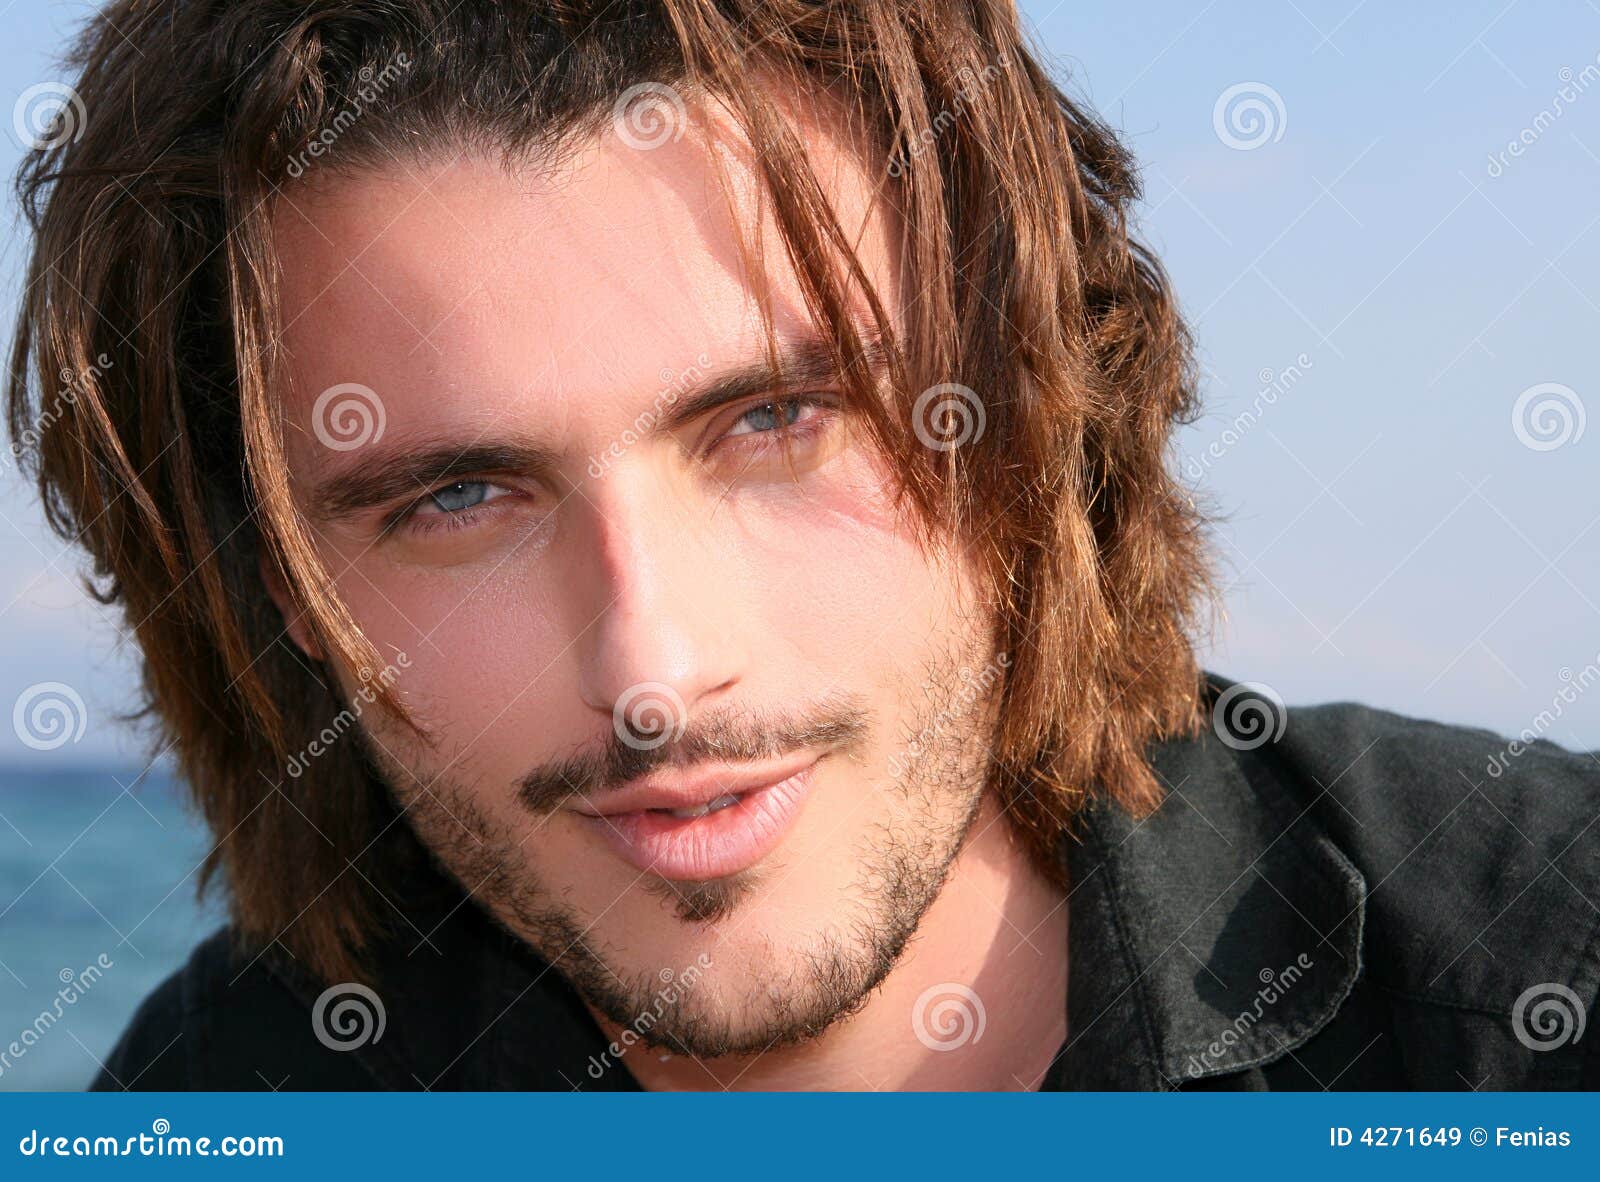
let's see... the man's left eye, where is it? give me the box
[726,400,809,437]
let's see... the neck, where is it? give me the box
[599,794,1070,1091]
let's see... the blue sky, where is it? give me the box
[0,0,1596,766]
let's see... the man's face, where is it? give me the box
[269,92,1004,1056]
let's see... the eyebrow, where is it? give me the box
[659,329,887,427]
[306,438,562,523]
[303,329,889,523]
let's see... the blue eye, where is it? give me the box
[424,481,490,513]
[394,479,519,539]
[729,400,805,436]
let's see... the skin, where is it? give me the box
[264,83,1067,1090]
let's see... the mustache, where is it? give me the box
[515,692,872,815]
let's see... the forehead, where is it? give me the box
[268,89,900,439]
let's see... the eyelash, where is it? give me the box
[394,482,512,538]
[392,394,838,538]
[714,394,835,458]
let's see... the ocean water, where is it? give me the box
[0,764,222,1091]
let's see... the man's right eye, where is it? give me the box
[422,481,493,514]
[397,480,517,536]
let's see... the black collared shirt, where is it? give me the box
[94,674,1600,1090]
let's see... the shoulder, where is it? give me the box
[1265,689,1600,1081]
[1270,692,1600,930]
[91,927,382,1091]
[1274,689,1598,808]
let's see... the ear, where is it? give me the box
[259,546,325,662]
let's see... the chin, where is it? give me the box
[530,830,941,1060]
[569,911,885,1060]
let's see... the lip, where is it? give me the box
[570,748,820,816]
[574,756,820,881]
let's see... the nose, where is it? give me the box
[572,463,747,734]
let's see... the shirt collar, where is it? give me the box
[1051,677,1369,1088]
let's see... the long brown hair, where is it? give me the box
[8,0,1214,986]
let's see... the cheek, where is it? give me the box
[735,450,967,680]
[324,558,578,753]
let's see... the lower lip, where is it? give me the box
[578,762,818,881]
